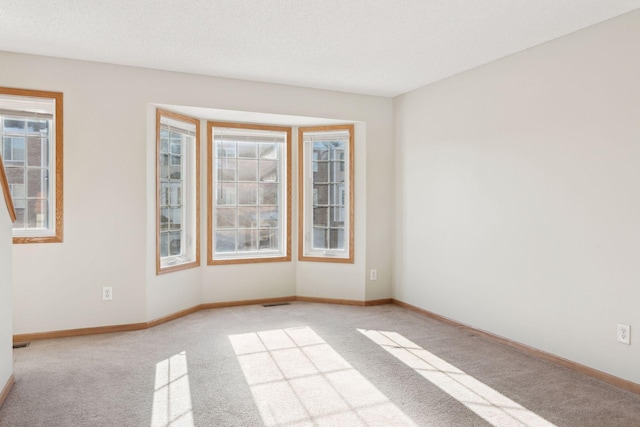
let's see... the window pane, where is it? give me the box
[314,162,328,183]
[217,183,236,205]
[313,207,328,226]
[259,143,277,159]
[160,129,169,153]
[26,199,47,228]
[330,184,343,205]
[160,208,169,232]
[169,207,182,230]
[259,160,277,182]
[216,208,236,228]
[170,155,181,179]
[27,120,48,135]
[160,182,169,206]
[11,183,25,199]
[330,229,345,249]
[221,141,237,158]
[169,182,182,206]
[169,232,181,256]
[238,183,257,205]
[313,228,327,249]
[215,230,236,252]
[314,142,329,160]
[237,142,257,159]
[259,207,278,228]
[259,183,277,205]
[13,201,25,228]
[217,158,236,182]
[330,161,344,183]
[238,159,257,181]
[27,168,46,198]
[3,137,25,164]
[6,166,24,187]
[160,233,169,257]
[160,154,169,179]
[3,118,24,134]
[259,229,278,250]
[27,137,47,167]
[331,207,345,226]
[237,229,258,252]
[238,207,257,228]
[314,184,328,205]
[170,132,182,155]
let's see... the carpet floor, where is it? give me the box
[1,302,639,426]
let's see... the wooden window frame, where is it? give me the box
[0,87,63,244]
[298,124,354,263]
[156,109,201,274]
[207,121,292,265]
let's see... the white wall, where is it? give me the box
[0,178,13,393]
[0,51,394,334]
[394,10,640,384]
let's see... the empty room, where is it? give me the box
[1,1,640,426]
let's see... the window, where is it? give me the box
[208,122,291,264]
[299,125,354,263]
[156,110,200,274]
[0,87,63,243]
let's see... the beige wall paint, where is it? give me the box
[0,51,394,334]
[394,10,640,384]
[0,178,12,393]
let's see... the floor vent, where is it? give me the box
[262,302,291,307]
[13,342,30,349]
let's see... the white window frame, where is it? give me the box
[298,125,354,263]
[156,109,200,274]
[208,122,291,265]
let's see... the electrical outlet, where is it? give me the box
[102,286,113,301]
[617,324,630,345]
[370,269,377,281]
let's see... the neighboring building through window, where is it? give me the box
[208,122,291,264]
[299,125,354,263]
[156,110,200,274]
[0,87,63,243]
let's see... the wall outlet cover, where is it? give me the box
[617,324,630,345]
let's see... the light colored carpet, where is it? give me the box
[1,302,639,426]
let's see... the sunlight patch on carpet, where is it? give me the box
[359,329,557,427]
[229,326,416,426]
[151,351,194,427]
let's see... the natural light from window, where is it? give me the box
[229,326,416,426]
[151,351,194,427]
[358,329,557,427]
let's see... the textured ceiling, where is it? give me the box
[1,1,639,97]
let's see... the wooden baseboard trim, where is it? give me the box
[296,296,367,306]
[13,322,148,343]
[147,305,203,329]
[201,296,297,310]
[12,296,391,344]
[363,298,393,306]
[13,296,297,343]
[0,374,14,409]
[392,299,640,396]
